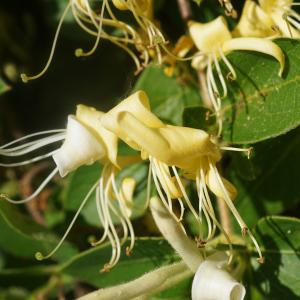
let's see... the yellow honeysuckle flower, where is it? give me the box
[233,0,277,38]
[188,16,285,135]
[0,104,137,271]
[101,90,263,262]
[259,0,300,38]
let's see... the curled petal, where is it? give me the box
[222,37,285,76]
[192,252,246,300]
[188,17,232,53]
[117,111,221,170]
[206,168,237,200]
[100,91,164,150]
[76,104,118,166]
[52,116,105,177]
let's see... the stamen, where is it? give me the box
[20,2,72,82]
[172,166,203,237]
[0,130,65,150]
[0,150,57,167]
[0,167,58,204]
[0,134,65,157]
[35,180,98,261]
[213,52,228,98]
[220,146,253,159]
[111,172,135,255]
[218,48,236,81]
[75,0,106,57]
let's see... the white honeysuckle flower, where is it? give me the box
[0,104,137,271]
[192,252,246,300]
[101,90,264,262]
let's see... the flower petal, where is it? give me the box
[76,104,119,166]
[233,0,276,38]
[192,252,246,300]
[52,116,105,177]
[222,37,285,76]
[188,17,232,53]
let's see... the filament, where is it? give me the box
[20,2,72,82]
[35,180,98,261]
[0,167,58,204]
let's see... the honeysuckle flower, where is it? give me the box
[20,0,148,82]
[233,0,278,38]
[0,104,138,271]
[218,0,238,18]
[101,90,264,262]
[188,16,285,134]
[259,0,300,38]
[192,252,246,300]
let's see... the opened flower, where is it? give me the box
[100,90,263,262]
[0,104,137,271]
[187,16,285,134]
[258,0,300,38]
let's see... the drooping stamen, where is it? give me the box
[20,2,72,82]
[75,0,106,57]
[35,180,98,261]
[0,167,58,204]
[208,160,263,262]
[172,166,203,238]
[213,52,228,98]
[218,48,236,80]
[111,172,135,255]
[198,168,233,263]
[149,156,181,222]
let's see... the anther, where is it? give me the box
[35,252,45,261]
[20,73,29,83]
[242,227,248,237]
[126,246,132,256]
[257,257,265,264]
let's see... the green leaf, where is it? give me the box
[0,202,77,262]
[182,106,216,132]
[222,39,300,144]
[61,238,179,288]
[229,128,300,228]
[251,216,300,299]
[134,65,200,124]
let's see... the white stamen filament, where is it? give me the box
[213,52,228,98]
[20,2,72,82]
[0,167,58,204]
[35,180,99,261]
[218,48,236,80]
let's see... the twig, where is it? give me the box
[20,161,51,225]
[177,0,193,22]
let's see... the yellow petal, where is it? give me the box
[53,116,105,177]
[173,35,195,58]
[233,0,276,38]
[188,17,232,53]
[259,0,293,13]
[76,104,119,167]
[222,37,285,76]
[100,91,164,151]
[117,111,221,171]
[206,168,237,200]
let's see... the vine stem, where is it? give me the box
[177,0,192,22]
